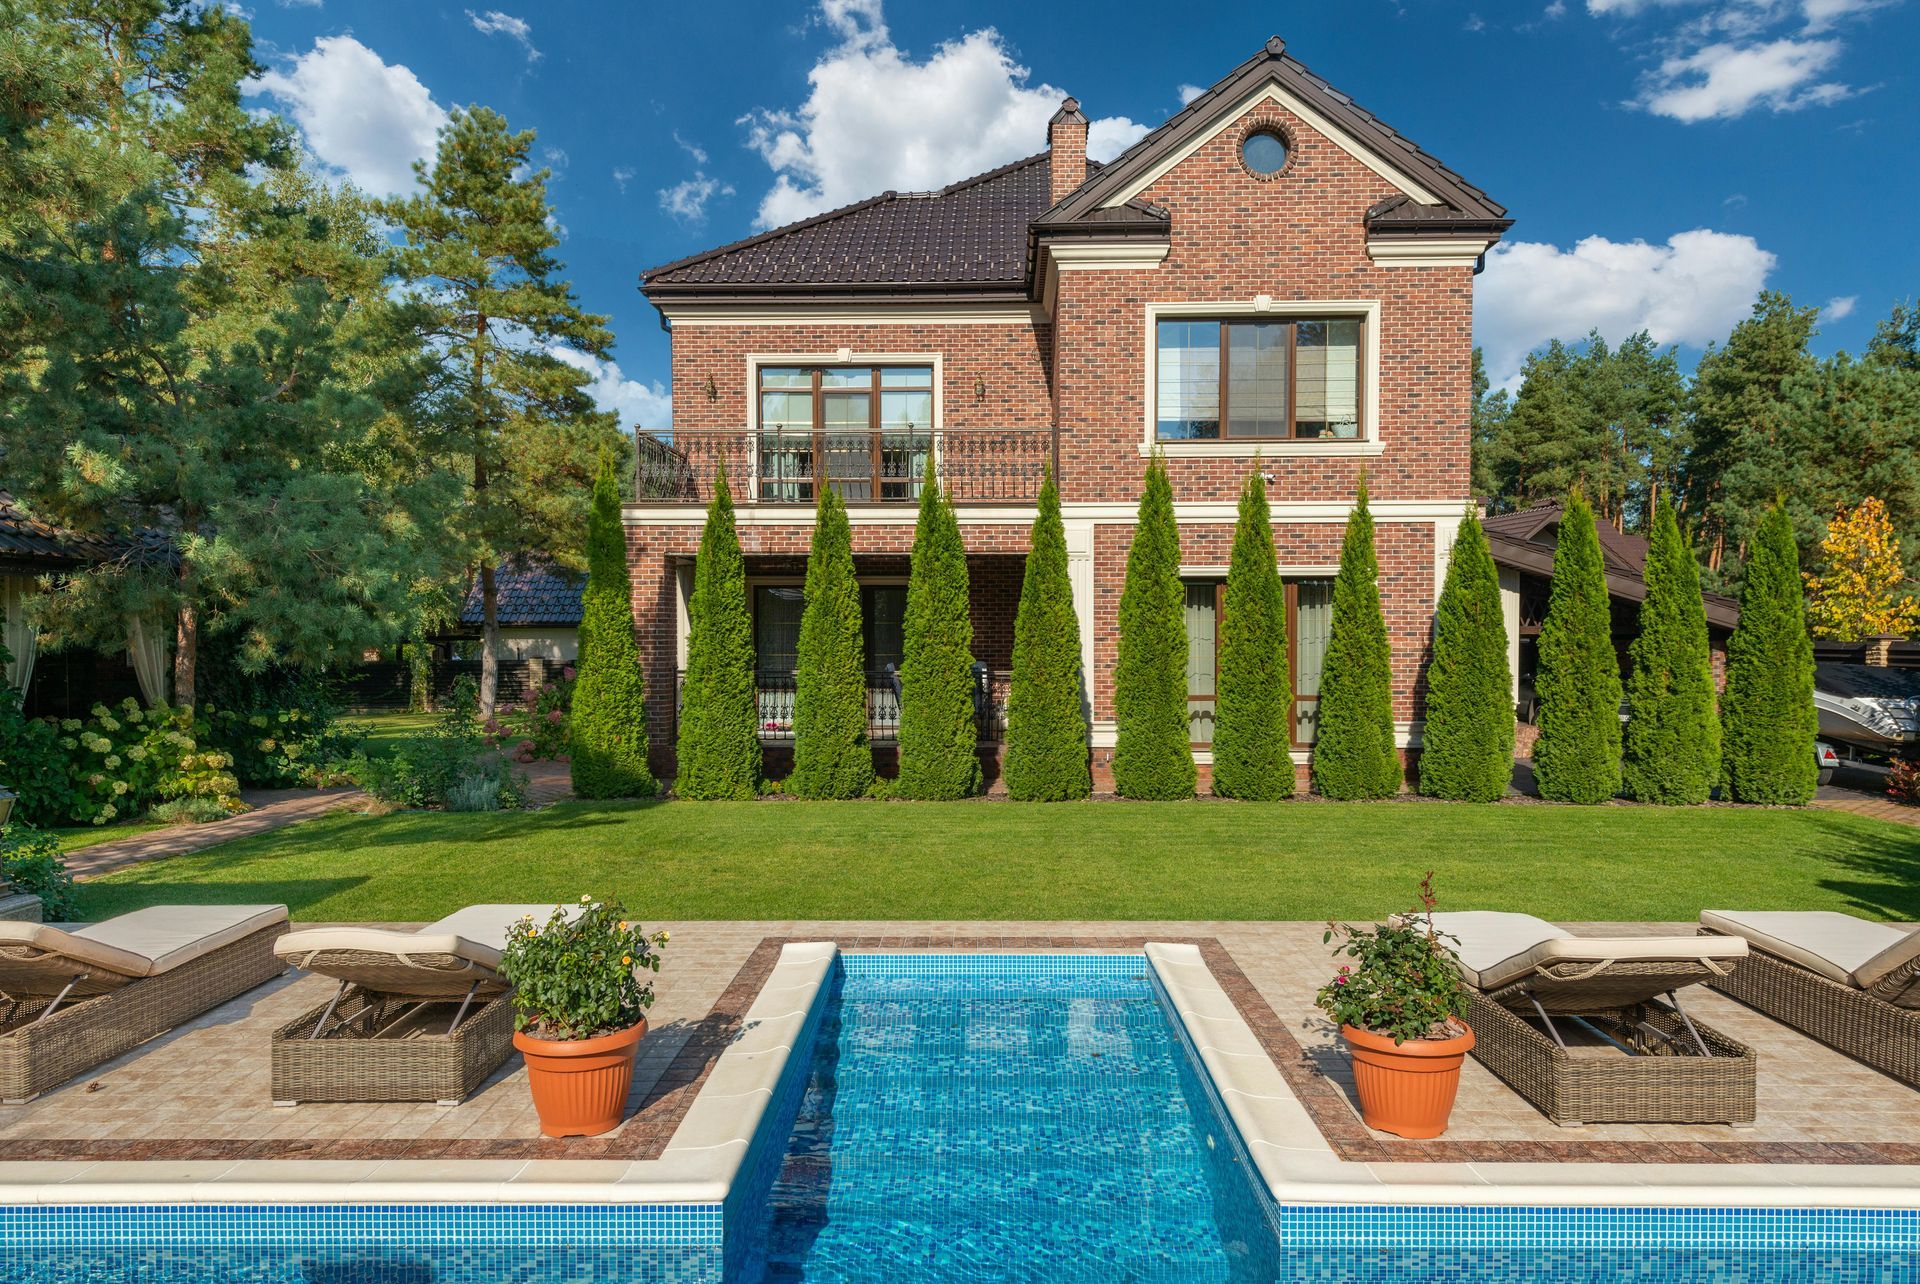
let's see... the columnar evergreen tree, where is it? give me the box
[897,459,981,799]
[570,459,655,799]
[1112,453,1196,799]
[1212,468,1292,800]
[1721,500,1818,804]
[1622,500,1720,804]
[675,465,760,799]
[1003,467,1090,801]
[1532,490,1623,803]
[1312,475,1401,799]
[1419,511,1514,802]
[788,488,875,799]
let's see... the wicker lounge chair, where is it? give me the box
[1427,911,1755,1126]
[270,904,560,1106]
[0,904,289,1102]
[1699,910,1920,1089]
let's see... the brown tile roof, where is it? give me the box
[0,493,121,570]
[1482,501,1740,630]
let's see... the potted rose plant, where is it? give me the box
[502,897,668,1138]
[1316,874,1473,1139]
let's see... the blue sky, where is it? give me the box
[240,0,1918,419]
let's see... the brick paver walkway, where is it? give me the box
[68,787,367,881]
[520,759,573,808]
[1812,792,1920,826]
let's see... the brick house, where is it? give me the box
[626,37,1511,787]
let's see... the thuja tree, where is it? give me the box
[1003,467,1090,800]
[1212,468,1292,800]
[897,459,981,799]
[1419,511,1514,802]
[1622,501,1720,804]
[1721,500,1818,804]
[1313,475,1401,800]
[570,459,656,799]
[788,488,875,799]
[1532,490,1622,804]
[1112,453,1196,799]
[675,465,760,799]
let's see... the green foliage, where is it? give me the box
[1623,502,1720,804]
[789,488,875,799]
[501,898,667,1040]
[0,824,77,922]
[147,797,234,826]
[1316,876,1467,1045]
[570,461,656,799]
[1722,500,1818,804]
[0,648,71,827]
[1212,468,1292,800]
[487,667,575,763]
[1419,512,1514,802]
[675,466,761,799]
[1533,490,1624,803]
[897,459,981,799]
[1314,476,1401,800]
[357,676,525,808]
[1003,467,1091,801]
[1112,454,1195,800]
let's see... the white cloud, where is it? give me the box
[249,36,447,198]
[1823,294,1859,321]
[612,165,636,194]
[659,172,734,223]
[673,132,709,165]
[1802,0,1897,30]
[1635,37,1850,120]
[1475,229,1775,389]
[742,1,1150,229]
[466,10,540,61]
[1177,83,1205,105]
[548,347,672,430]
[1464,12,1487,30]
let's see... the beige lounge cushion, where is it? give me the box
[1701,910,1920,989]
[274,904,564,996]
[1429,911,1747,991]
[0,904,286,996]
[0,922,155,989]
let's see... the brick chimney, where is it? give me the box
[1048,97,1088,205]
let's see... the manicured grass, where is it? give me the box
[78,798,1920,925]
[350,711,437,760]
[52,819,167,854]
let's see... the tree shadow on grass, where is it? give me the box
[1805,812,1920,920]
[77,877,370,920]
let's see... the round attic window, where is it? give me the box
[1241,129,1290,176]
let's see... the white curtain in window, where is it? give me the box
[2,575,38,695]
[127,615,172,707]
[1295,320,1361,438]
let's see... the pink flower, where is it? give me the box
[517,739,535,752]
[1334,975,1348,985]
[542,682,556,694]
[546,710,564,724]
[562,666,576,681]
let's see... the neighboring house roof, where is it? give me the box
[0,492,122,572]
[1482,501,1740,631]
[458,563,585,629]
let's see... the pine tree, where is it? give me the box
[1532,490,1623,803]
[1112,453,1196,799]
[1722,500,1818,804]
[1003,467,1090,801]
[1622,500,1719,804]
[570,459,655,799]
[788,488,875,799]
[675,464,760,799]
[1212,468,1292,800]
[897,459,981,799]
[1313,475,1401,799]
[1419,511,1514,802]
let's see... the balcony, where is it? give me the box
[634,427,1055,506]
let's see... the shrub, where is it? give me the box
[1212,467,1292,800]
[1313,475,1401,800]
[1112,452,1195,800]
[47,700,239,825]
[201,702,358,789]
[0,652,78,826]
[501,897,668,1040]
[1722,499,1819,804]
[1316,874,1468,1045]
[571,457,658,799]
[789,487,876,799]
[1532,489,1623,804]
[1419,511,1514,802]
[355,677,525,808]
[148,796,235,825]
[486,667,575,763]
[1003,466,1091,801]
[1888,759,1920,804]
[446,770,505,812]
[675,464,761,799]
[1622,501,1720,804]
[0,824,77,922]
[897,457,981,800]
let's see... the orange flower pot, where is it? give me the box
[514,1018,647,1138]
[1341,1022,1474,1139]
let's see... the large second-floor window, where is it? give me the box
[756,365,935,503]
[1156,318,1362,441]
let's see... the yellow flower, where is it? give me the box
[622,955,633,966]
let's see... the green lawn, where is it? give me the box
[53,819,168,854]
[350,710,437,759]
[77,798,1920,925]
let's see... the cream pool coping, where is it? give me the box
[1142,941,1920,1211]
[0,941,840,1209]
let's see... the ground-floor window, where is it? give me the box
[750,583,908,737]
[1181,577,1333,747]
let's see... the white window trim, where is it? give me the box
[745,352,945,503]
[1142,300,1383,458]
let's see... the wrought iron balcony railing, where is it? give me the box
[634,427,1055,505]
[673,666,1009,745]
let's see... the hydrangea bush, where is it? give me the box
[52,700,240,825]
[500,897,668,1041]
[485,667,574,764]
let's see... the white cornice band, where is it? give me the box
[624,499,1473,527]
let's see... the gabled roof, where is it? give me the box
[459,563,584,629]
[1482,501,1740,630]
[0,493,124,572]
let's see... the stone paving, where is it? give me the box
[2,920,1919,1167]
[67,788,367,881]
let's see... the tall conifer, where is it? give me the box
[1722,500,1818,804]
[897,459,981,799]
[1313,475,1401,799]
[1113,454,1195,799]
[1420,511,1514,802]
[1003,468,1090,801]
[788,489,874,799]
[675,465,760,799]
[571,459,656,799]
[1622,501,1719,803]
[1533,490,1623,803]
[1213,468,1292,800]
